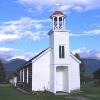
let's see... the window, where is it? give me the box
[59,17,62,28]
[54,17,57,29]
[59,45,65,58]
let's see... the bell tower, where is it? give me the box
[51,11,65,30]
[48,11,70,65]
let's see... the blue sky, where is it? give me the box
[0,0,100,60]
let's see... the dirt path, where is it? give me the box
[65,96,92,100]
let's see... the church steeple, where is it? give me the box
[49,10,70,93]
[50,11,66,30]
[49,10,69,65]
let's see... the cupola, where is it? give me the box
[50,11,66,30]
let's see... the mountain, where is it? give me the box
[3,58,26,75]
[1,58,100,78]
[82,58,100,75]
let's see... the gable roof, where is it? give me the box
[16,48,81,71]
[16,48,49,71]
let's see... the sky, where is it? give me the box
[0,0,100,61]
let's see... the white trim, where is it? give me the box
[54,66,56,93]
[23,69,24,82]
[62,17,64,28]
[64,18,65,29]
[57,16,59,29]
[32,48,51,63]
[53,17,54,29]
[70,53,81,64]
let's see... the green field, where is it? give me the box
[0,84,70,100]
[81,83,100,100]
[0,83,100,100]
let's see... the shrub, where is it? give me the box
[32,90,54,96]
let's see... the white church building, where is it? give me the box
[15,11,81,93]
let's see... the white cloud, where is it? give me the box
[0,47,17,52]
[9,56,27,60]
[18,0,54,6]
[0,47,18,60]
[0,47,37,61]
[58,5,73,12]
[72,6,83,12]
[0,17,50,42]
[26,8,34,13]
[72,47,89,54]
[84,29,100,35]
[70,28,100,37]
[17,0,100,12]
[1,16,99,42]
[35,23,43,30]
[70,33,87,37]
[25,31,47,41]
[0,34,20,42]
[8,51,37,61]
[72,47,100,59]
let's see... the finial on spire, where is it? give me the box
[56,2,61,7]
[56,1,61,10]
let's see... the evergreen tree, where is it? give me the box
[0,60,5,83]
[93,69,100,85]
[94,69,100,79]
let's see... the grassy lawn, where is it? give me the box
[0,83,100,100]
[80,82,100,100]
[0,84,71,100]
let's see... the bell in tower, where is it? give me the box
[50,11,66,30]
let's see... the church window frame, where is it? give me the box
[59,45,65,59]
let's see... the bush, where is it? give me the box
[32,90,54,96]
[94,79,100,86]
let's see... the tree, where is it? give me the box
[0,60,5,83]
[74,53,85,84]
[93,69,100,85]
